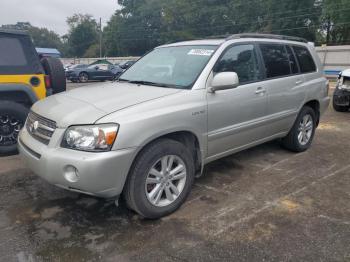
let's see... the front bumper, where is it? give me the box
[18,126,136,198]
[333,88,350,106]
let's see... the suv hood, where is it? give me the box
[31,82,182,127]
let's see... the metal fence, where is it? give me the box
[61,57,140,65]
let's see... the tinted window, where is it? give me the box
[0,37,27,66]
[293,46,316,73]
[260,44,291,78]
[286,46,299,74]
[214,44,261,84]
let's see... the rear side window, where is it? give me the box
[286,46,299,74]
[260,44,291,78]
[293,46,316,73]
[0,37,27,66]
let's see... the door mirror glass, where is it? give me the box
[209,72,239,93]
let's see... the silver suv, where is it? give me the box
[18,34,330,218]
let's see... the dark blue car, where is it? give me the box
[66,64,123,83]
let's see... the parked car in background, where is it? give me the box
[65,64,88,82]
[333,69,350,112]
[19,34,329,218]
[66,64,115,83]
[0,30,66,155]
[111,64,124,80]
[65,63,87,72]
[118,60,136,70]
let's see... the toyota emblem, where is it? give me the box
[30,121,39,133]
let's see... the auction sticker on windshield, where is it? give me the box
[188,49,214,56]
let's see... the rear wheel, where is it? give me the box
[282,106,316,152]
[79,72,89,83]
[41,57,66,94]
[123,139,195,219]
[0,101,29,156]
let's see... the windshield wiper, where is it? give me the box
[129,80,183,89]
[118,78,129,82]
[118,79,184,89]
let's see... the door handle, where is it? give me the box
[296,80,303,85]
[255,87,266,95]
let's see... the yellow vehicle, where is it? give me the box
[0,30,66,155]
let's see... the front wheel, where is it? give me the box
[0,101,29,155]
[79,72,89,83]
[123,138,195,219]
[282,106,316,153]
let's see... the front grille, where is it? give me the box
[26,111,57,145]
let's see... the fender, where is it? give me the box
[0,83,38,104]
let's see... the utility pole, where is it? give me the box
[99,17,102,58]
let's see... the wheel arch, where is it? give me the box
[130,130,203,177]
[0,84,38,107]
[303,100,320,126]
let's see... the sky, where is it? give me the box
[0,0,119,35]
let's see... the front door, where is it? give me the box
[207,43,268,158]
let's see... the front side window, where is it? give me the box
[120,45,218,89]
[260,44,291,78]
[214,44,261,84]
[293,46,316,73]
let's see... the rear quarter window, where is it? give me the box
[292,46,316,73]
[0,37,27,66]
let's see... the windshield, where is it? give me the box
[119,45,217,89]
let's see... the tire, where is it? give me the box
[123,138,195,219]
[41,57,66,94]
[333,99,348,112]
[282,106,316,153]
[79,72,89,83]
[0,101,29,156]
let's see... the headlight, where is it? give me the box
[62,124,119,152]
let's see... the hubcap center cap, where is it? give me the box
[0,125,11,135]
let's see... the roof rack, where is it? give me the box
[226,33,308,43]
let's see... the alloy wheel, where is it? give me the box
[0,114,22,146]
[145,155,187,207]
[297,114,313,146]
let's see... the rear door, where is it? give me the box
[207,43,269,157]
[258,43,305,135]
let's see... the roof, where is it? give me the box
[342,69,350,77]
[0,29,29,36]
[158,39,226,48]
[158,33,311,49]
[35,48,61,55]
[89,59,113,65]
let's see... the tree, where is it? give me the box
[319,0,350,45]
[65,14,99,57]
[1,22,63,51]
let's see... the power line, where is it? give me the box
[111,8,350,39]
[108,21,350,43]
[108,3,350,38]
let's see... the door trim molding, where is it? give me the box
[208,109,297,141]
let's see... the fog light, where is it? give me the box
[64,165,79,183]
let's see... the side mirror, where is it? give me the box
[95,66,99,70]
[208,72,239,93]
